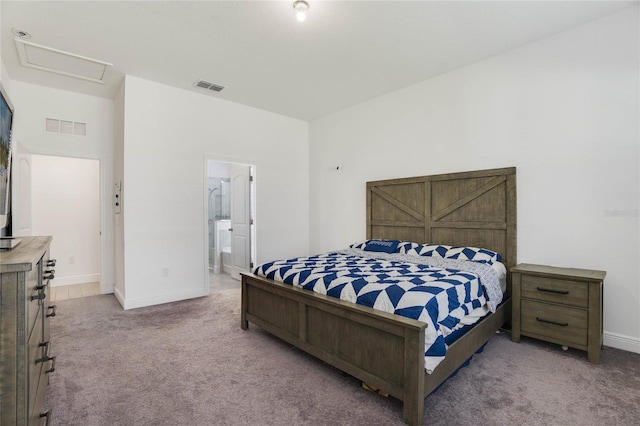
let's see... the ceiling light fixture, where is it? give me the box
[12,28,31,39]
[293,0,309,22]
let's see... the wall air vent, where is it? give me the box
[194,80,225,92]
[45,118,87,136]
[15,38,112,84]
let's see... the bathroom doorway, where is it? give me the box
[205,159,256,292]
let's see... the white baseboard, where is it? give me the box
[604,331,640,354]
[100,282,114,294]
[113,286,125,308]
[120,288,209,310]
[52,273,101,287]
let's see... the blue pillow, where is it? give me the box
[349,240,419,254]
[363,239,400,253]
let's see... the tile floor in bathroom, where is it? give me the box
[50,282,101,302]
[209,271,241,293]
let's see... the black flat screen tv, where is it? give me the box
[0,82,14,233]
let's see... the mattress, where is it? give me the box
[254,248,503,373]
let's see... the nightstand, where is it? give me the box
[511,263,606,363]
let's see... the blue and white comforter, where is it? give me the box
[254,248,502,373]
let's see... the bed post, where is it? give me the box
[403,327,425,426]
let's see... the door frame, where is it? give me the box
[28,153,104,292]
[203,155,256,292]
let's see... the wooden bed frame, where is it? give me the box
[241,167,516,425]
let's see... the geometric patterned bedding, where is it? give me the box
[254,248,503,373]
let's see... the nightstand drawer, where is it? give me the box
[521,300,587,347]
[521,274,588,308]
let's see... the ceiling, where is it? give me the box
[1,1,636,121]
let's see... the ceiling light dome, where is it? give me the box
[293,0,309,22]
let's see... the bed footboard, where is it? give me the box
[424,296,511,395]
[241,273,427,425]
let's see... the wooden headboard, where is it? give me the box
[366,167,517,285]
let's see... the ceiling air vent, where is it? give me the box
[194,80,225,92]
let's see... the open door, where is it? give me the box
[230,164,251,280]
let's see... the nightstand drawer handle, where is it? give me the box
[536,317,569,327]
[536,287,569,295]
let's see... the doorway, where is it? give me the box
[206,159,255,292]
[30,155,101,296]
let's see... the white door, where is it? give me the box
[229,165,251,280]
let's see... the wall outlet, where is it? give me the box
[69,256,75,265]
[162,267,169,277]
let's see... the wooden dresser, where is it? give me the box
[511,263,605,363]
[1,236,56,425]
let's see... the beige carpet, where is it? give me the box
[45,289,640,425]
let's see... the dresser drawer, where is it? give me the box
[521,299,587,347]
[29,371,50,426]
[27,268,43,340]
[28,309,44,418]
[521,274,588,308]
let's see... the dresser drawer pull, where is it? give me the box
[47,305,58,317]
[45,356,56,374]
[31,292,46,301]
[35,281,49,291]
[536,287,569,295]
[36,352,56,374]
[39,341,51,355]
[47,259,57,267]
[36,354,52,364]
[536,317,569,327]
[40,410,51,426]
[43,273,55,280]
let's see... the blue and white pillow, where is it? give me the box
[397,241,420,253]
[405,244,501,265]
[349,240,369,250]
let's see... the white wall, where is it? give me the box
[0,6,5,85]
[309,8,639,352]
[117,75,308,309]
[9,81,115,293]
[0,62,9,90]
[31,154,100,286]
[113,79,125,298]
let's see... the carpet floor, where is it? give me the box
[45,289,640,425]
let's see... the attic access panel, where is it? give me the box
[15,39,112,84]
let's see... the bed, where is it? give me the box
[241,167,516,425]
